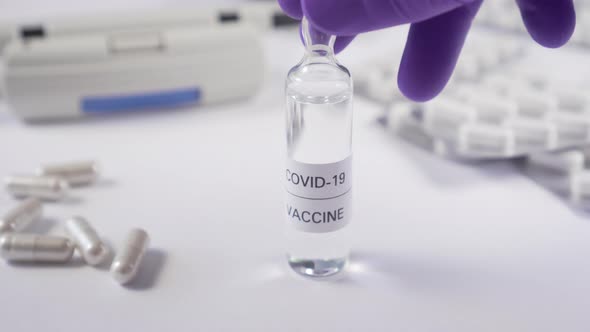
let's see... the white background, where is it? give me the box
[1,1,590,331]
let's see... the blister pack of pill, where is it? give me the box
[356,32,590,161]
[355,30,590,209]
[476,0,590,48]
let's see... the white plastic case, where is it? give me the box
[2,25,264,121]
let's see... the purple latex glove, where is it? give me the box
[278,0,576,101]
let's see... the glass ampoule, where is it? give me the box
[284,18,353,278]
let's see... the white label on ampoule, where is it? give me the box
[285,156,352,233]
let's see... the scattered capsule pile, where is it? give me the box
[0,161,150,286]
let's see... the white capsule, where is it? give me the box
[0,234,75,262]
[111,228,150,285]
[457,123,515,158]
[65,216,110,266]
[5,175,69,201]
[527,150,585,174]
[423,97,477,140]
[570,171,590,206]
[502,117,557,152]
[550,87,590,112]
[0,198,43,234]
[511,88,558,118]
[547,112,590,146]
[465,91,519,123]
[37,161,100,186]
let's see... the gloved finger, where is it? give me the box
[278,0,303,19]
[516,0,576,48]
[398,1,482,102]
[301,0,480,36]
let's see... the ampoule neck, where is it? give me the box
[302,17,335,58]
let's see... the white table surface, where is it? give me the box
[1,2,590,331]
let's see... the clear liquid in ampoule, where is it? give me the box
[284,18,353,279]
